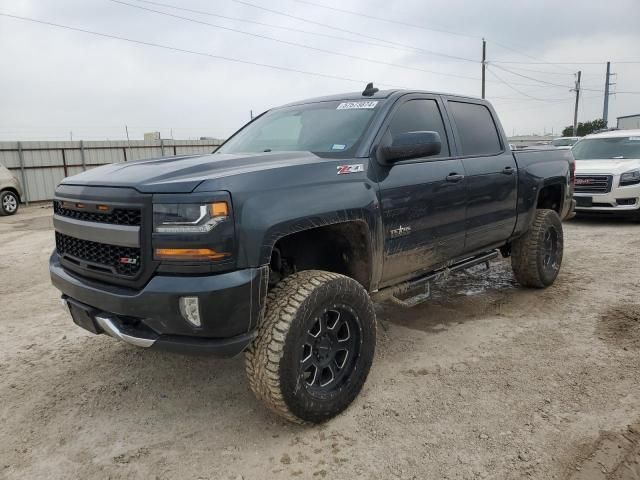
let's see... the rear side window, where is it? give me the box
[449,101,502,156]
[388,99,450,157]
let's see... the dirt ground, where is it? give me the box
[1,205,639,480]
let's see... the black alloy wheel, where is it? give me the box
[300,305,361,396]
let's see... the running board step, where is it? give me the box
[375,250,499,308]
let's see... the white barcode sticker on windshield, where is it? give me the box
[336,101,378,110]
[629,136,640,141]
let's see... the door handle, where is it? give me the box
[501,166,515,175]
[446,173,465,182]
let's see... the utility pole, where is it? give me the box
[481,38,486,99]
[250,110,254,120]
[572,71,581,136]
[603,61,612,126]
[125,125,132,161]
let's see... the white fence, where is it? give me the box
[0,139,224,202]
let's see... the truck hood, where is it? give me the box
[60,151,326,193]
[575,158,640,175]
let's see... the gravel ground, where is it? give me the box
[1,205,639,480]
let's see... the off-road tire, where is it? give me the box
[245,270,376,424]
[0,190,19,216]
[511,209,563,288]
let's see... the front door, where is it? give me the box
[375,96,467,287]
[446,99,518,253]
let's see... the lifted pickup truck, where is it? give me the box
[50,85,574,423]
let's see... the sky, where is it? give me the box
[1,0,639,141]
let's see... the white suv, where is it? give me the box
[572,130,640,220]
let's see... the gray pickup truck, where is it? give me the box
[50,85,575,423]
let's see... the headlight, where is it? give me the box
[153,202,229,233]
[620,169,640,186]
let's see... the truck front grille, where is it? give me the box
[574,175,612,194]
[55,232,141,277]
[53,200,141,226]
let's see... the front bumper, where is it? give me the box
[574,183,640,215]
[50,252,268,356]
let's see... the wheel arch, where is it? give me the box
[266,219,374,290]
[1,187,21,202]
[535,181,565,214]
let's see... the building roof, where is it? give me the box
[617,113,640,120]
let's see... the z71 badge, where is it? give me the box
[337,164,364,175]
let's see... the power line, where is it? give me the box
[491,64,576,77]
[228,0,479,63]
[129,0,477,63]
[488,40,574,74]
[242,0,585,91]
[490,94,573,102]
[291,0,583,79]
[110,0,485,82]
[0,9,569,98]
[292,0,480,40]
[492,64,640,95]
[489,64,574,89]
[492,60,640,65]
[0,12,407,88]
[115,1,576,92]
[486,67,566,101]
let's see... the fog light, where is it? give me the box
[179,297,201,327]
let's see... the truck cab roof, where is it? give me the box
[280,89,486,108]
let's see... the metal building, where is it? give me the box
[617,114,640,130]
[0,139,223,203]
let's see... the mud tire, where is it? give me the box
[511,209,564,288]
[245,270,376,424]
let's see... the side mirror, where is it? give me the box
[379,131,442,164]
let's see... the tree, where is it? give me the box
[561,119,608,137]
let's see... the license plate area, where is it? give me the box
[66,299,101,334]
[575,197,593,207]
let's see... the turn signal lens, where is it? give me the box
[210,201,228,216]
[154,248,229,261]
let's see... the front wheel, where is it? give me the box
[0,190,19,216]
[511,209,564,288]
[245,270,376,423]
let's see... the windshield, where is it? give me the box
[572,136,640,160]
[217,100,382,157]
[552,138,577,147]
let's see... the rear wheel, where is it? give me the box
[511,209,563,288]
[245,270,376,423]
[0,190,19,216]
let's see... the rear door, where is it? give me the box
[445,99,518,253]
[375,95,467,287]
